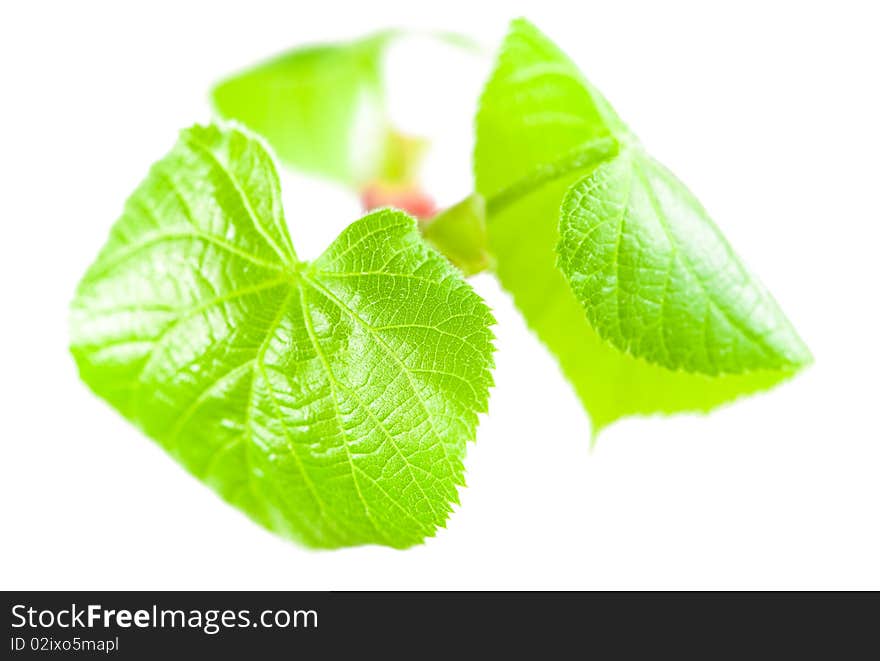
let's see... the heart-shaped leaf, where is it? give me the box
[70,124,495,548]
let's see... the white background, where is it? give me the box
[2,1,878,590]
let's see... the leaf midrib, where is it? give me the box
[484,135,621,216]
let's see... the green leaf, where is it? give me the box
[211,33,395,185]
[70,124,495,548]
[558,149,811,375]
[475,18,810,432]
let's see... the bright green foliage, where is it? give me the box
[70,124,495,548]
[474,20,624,201]
[476,18,810,431]
[211,33,396,185]
[559,150,810,375]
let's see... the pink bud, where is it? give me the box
[361,183,438,220]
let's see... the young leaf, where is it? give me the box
[475,18,810,432]
[558,149,810,375]
[211,33,396,185]
[70,124,495,548]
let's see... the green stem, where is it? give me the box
[421,135,620,275]
[420,194,491,276]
